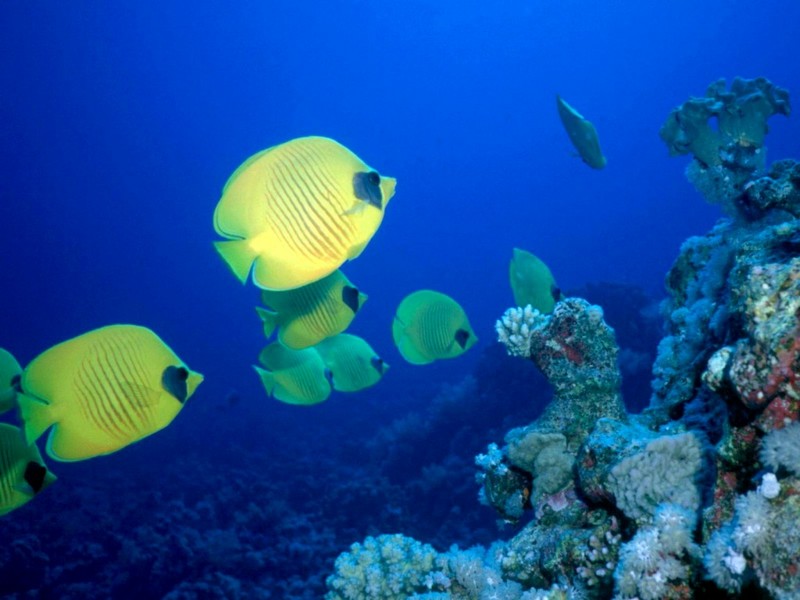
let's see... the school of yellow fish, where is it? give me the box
[1,116,584,514]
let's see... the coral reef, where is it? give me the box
[326,77,800,599]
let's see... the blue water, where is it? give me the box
[1,2,799,597]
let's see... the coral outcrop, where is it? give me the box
[326,76,800,600]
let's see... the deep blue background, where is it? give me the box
[0,2,799,586]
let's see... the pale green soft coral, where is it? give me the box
[660,76,790,168]
[326,534,438,600]
[506,428,573,500]
[607,432,703,525]
[660,77,791,215]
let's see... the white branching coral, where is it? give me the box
[496,305,540,358]
[614,504,700,600]
[704,478,800,598]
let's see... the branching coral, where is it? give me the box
[326,534,438,600]
[614,504,700,600]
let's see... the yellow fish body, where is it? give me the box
[16,325,203,462]
[509,248,562,314]
[0,423,56,516]
[0,348,22,414]
[213,136,397,291]
[556,95,606,170]
[256,269,367,350]
[392,290,477,365]
[254,342,331,405]
[315,333,388,392]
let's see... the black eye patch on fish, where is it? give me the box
[24,461,47,494]
[353,171,383,209]
[342,285,361,313]
[455,328,470,349]
[370,356,386,374]
[162,366,190,404]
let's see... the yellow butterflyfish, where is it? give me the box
[214,136,396,290]
[315,333,388,392]
[254,342,331,405]
[0,423,56,516]
[257,269,367,350]
[392,290,477,365]
[17,325,203,461]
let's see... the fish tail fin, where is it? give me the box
[214,239,256,284]
[253,365,275,397]
[255,307,279,339]
[16,393,54,445]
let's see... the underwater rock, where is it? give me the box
[741,158,800,219]
[495,505,615,590]
[725,257,800,413]
[487,298,626,520]
[475,442,533,523]
[497,298,626,444]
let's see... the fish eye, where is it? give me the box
[367,171,380,186]
[176,367,189,381]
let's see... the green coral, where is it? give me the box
[660,77,790,167]
[660,77,791,215]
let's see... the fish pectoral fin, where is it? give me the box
[14,482,35,497]
[341,201,366,217]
